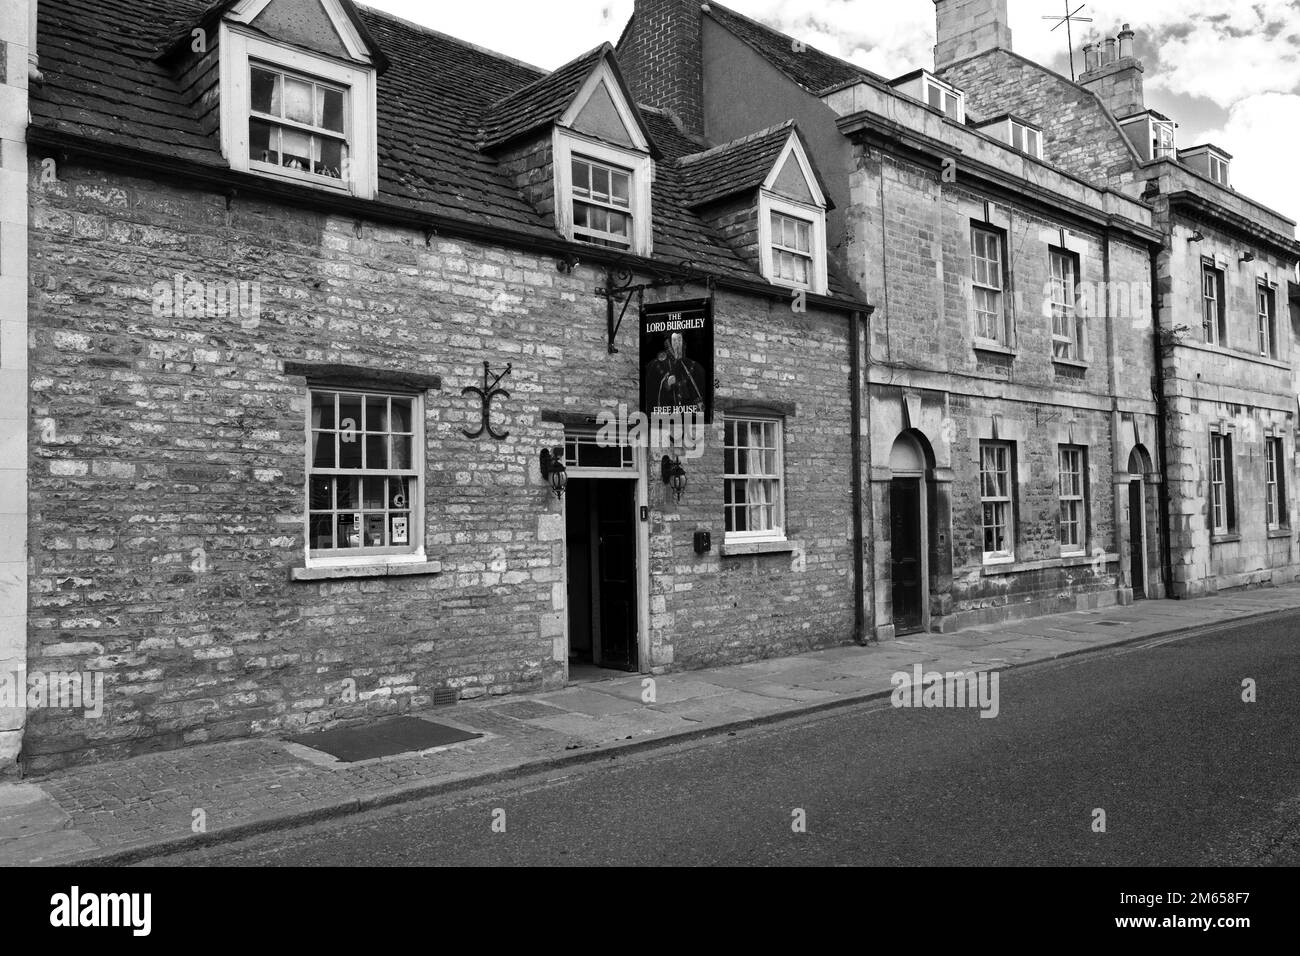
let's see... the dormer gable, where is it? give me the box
[484,45,656,257]
[160,0,387,199]
[677,125,830,295]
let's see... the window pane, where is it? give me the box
[250,68,279,115]
[611,171,630,207]
[313,392,337,430]
[312,431,336,469]
[591,165,610,201]
[365,435,389,470]
[572,159,589,195]
[283,76,313,125]
[392,435,412,470]
[317,86,345,133]
[280,128,312,171]
[249,119,279,165]
[336,478,358,510]
[315,138,345,179]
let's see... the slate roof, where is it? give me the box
[29,0,860,301]
[703,2,884,96]
[480,44,604,150]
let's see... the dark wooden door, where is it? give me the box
[1129,480,1146,598]
[595,481,637,671]
[890,479,924,633]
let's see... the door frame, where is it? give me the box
[1129,475,1148,600]
[560,446,649,683]
[889,476,927,634]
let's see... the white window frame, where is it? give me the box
[1257,282,1276,358]
[1209,154,1230,186]
[971,226,1007,346]
[1266,437,1286,531]
[554,130,653,257]
[219,24,378,199]
[568,154,636,249]
[723,416,786,545]
[1058,446,1087,556]
[1151,119,1176,160]
[923,76,966,123]
[980,441,1015,563]
[1202,261,1225,346]
[1010,120,1043,159]
[1210,432,1234,535]
[305,387,426,569]
[758,134,828,296]
[1050,249,1082,361]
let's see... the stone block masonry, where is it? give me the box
[0,2,31,776]
[24,157,859,770]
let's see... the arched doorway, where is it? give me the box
[889,433,928,634]
[1128,446,1153,599]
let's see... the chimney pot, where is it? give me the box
[1118,24,1135,59]
[1104,36,1117,63]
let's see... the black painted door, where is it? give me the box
[1129,480,1146,598]
[891,479,924,633]
[595,481,638,671]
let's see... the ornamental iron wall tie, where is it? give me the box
[462,361,513,440]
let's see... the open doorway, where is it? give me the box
[889,431,930,635]
[565,478,639,679]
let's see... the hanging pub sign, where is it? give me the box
[640,298,714,425]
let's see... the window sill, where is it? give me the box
[1210,533,1241,546]
[1268,528,1293,540]
[1052,358,1089,371]
[973,342,1016,358]
[291,560,443,582]
[981,553,1119,576]
[721,538,796,557]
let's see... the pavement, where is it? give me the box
[3,585,1300,866]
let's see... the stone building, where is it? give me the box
[932,0,1300,597]
[5,0,872,772]
[620,0,1166,635]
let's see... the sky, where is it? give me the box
[362,0,1300,231]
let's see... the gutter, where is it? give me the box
[1150,242,1176,598]
[850,309,867,644]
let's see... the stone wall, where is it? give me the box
[24,157,859,770]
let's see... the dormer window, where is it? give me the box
[1209,154,1230,186]
[756,134,829,295]
[1153,120,1176,160]
[1010,120,1042,159]
[217,1,380,199]
[249,64,349,183]
[924,76,965,122]
[888,70,966,124]
[570,156,633,249]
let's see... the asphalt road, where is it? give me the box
[147,616,1300,866]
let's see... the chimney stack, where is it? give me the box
[933,0,1013,70]
[619,0,705,137]
[1080,24,1145,118]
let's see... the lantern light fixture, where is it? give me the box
[539,447,568,499]
[661,449,688,504]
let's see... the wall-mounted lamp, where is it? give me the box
[1240,251,1257,264]
[556,254,581,275]
[539,447,568,499]
[1187,231,1205,243]
[661,449,688,504]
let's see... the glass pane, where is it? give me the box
[309,477,333,511]
[573,203,589,229]
[312,392,337,430]
[391,513,411,546]
[391,399,413,433]
[338,513,360,549]
[362,514,386,548]
[336,478,358,510]
[310,514,334,550]
[281,128,312,171]
[339,433,363,469]
[315,138,345,179]
[612,172,630,207]
[591,165,610,201]
[927,85,942,109]
[390,478,410,510]
[339,396,362,437]
[318,86,345,133]
[250,68,279,115]
[572,160,589,194]
[311,432,335,469]
[392,435,412,470]
[365,396,389,433]
[283,76,313,125]
[608,210,629,237]
[249,119,278,165]
[365,434,389,470]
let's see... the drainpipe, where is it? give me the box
[851,309,868,644]
[1150,244,1176,597]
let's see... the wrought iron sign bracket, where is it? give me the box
[462,361,513,440]
[599,267,715,354]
